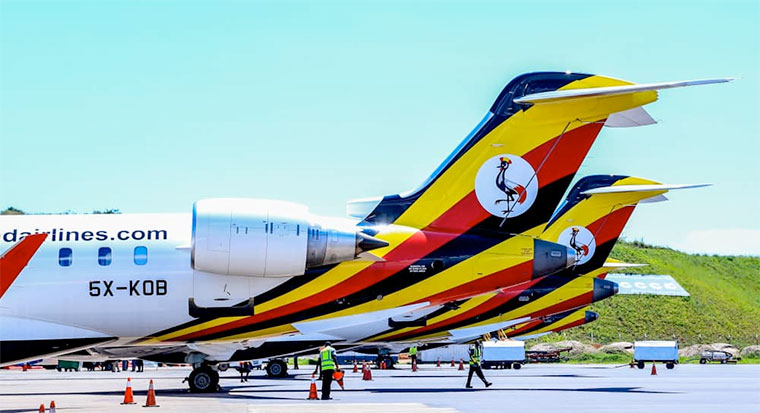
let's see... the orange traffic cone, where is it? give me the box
[436,357,441,367]
[412,360,417,372]
[458,359,464,371]
[353,361,358,373]
[49,401,57,413]
[380,360,386,370]
[333,370,345,390]
[143,379,159,407]
[362,363,372,381]
[451,358,455,367]
[38,404,44,412]
[121,377,136,405]
[651,363,657,375]
[307,374,319,400]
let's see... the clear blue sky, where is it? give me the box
[1,0,758,255]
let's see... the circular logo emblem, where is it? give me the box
[557,226,596,265]
[475,154,538,218]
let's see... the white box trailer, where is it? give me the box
[418,345,470,364]
[633,341,679,369]
[482,340,526,370]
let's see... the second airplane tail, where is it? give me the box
[541,175,708,274]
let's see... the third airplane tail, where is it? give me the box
[542,175,709,274]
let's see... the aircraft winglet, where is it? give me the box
[514,78,733,104]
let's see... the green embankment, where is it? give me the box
[537,241,760,348]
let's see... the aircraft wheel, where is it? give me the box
[217,363,229,372]
[266,359,288,378]
[188,366,219,393]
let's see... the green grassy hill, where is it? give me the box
[541,241,760,347]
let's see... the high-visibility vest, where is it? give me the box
[469,345,481,365]
[409,346,418,356]
[321,347,336,370]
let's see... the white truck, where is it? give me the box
[481,340,526,370]
[633,341,679,369]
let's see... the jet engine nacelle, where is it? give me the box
[192,198,388,277]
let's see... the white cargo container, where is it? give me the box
[633,340,679,369]
[482,340,526,369]
[418,345,470,364]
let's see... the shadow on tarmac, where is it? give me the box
[372,374,599,379]
[0,384,679,403]
[0,384,289,399]
[367,387,679,394]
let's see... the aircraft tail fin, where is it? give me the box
[348,72,725,244]
[0,233,47,299]
[540,175,705,272]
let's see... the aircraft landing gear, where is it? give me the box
[186,365,220,393]
[376,355,395,369]
[265,359,288,378]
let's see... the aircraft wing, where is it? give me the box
[291,302,433,342]
[444,317,532,344]
[0,315,116,366]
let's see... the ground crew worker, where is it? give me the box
[409,344,418,365]
[313,341,341,400]
[238,361,251,382]
[466,341,492,389]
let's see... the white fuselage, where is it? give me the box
[0,213,293,340]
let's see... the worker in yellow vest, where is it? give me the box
[409,344,419,365]
[466,340,492,389]
[313,342,341,400]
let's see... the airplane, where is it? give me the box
[357,176,705,345]
[334,176,703,363]
[0,72,729,392]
